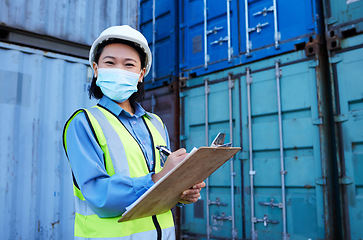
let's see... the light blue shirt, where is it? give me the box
[65,96,170,218]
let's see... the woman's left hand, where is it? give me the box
[179,181,206,204]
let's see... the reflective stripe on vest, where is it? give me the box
[63,106,174,239]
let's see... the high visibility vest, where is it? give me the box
[63,105,175,239]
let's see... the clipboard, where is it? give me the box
[118,146,241,222]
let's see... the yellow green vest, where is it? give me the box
[63,105,174,239]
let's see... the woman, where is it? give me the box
[63,25,205,240]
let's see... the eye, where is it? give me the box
[105,61,114,65]
[125,63,135,67]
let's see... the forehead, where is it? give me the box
[100,43,140,61]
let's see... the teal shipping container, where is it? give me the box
[323,0,363,38]
[328,34,363,240]
[180,48,342,239]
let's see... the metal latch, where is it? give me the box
[211,36,229,45]
[207,26,223,35]
[334,114,348,123]
[258,199,283,209]
[209,197,228,206]
[253,215,279,227]
[212,212,232,222]
[249,22,269,33]
[253,6,274,17]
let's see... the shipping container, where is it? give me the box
[0,0,138,46]
[139,0,179,89]
[323,0,363,47]
[179,0,324,77]
[0,42,96,239]
[179,48,340,239]
[328,34,363,240]
[141,81,180,152]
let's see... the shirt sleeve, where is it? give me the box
[65,111,155,218]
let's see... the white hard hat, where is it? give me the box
[89,25,152,76]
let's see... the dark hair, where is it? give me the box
[88,38,146,103]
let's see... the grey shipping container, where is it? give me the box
[0,42,96,239]
[0,0,138,58]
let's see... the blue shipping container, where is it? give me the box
[139,0,179,89]
[179,0,323,77]
[0,42,96,239]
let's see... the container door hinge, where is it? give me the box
[334,114,348,123]
[330,54,343,64]
[315,178,326,186]
[312,118,323,125]
[179,23,187,29]
[340,177,353,185]
[179,91,188,98]
[179,135,188,141]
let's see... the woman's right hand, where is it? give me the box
[152,148,188,183]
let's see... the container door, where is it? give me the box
[241,58,326,239]
[0,42,95,239]
[331,44,363,240]
[180,76,242,239]
[180,0,236,75]
[239,0,317,61]
[140,0,179,89]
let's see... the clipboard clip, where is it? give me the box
[211,133,232,147]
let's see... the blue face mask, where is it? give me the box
[96,68,141,103]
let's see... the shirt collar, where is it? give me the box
[98,96,152,119]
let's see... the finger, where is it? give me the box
[180,195,200,203]
[192,182,206,189]
[180,191,201,199]
[182,189,201,196]
[173,148,186,156]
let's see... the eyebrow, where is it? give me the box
[102,56,137,62]
[102,56,116,60]
[124,58,137,63]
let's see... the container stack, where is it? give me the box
[140,0,363,239]
[1,0,362,239]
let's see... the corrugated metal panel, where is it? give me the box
[141,83,180,151]
[324,0,363,34]
[329,35,363,240]
[179,0,324,77]
[180,50,331,239]
[0,42,96,239]
[139,0,179,90]
[323,0,363,51]
[0,0,138,45]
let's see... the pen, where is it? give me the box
[156,145,172,156]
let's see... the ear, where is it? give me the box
[138,68,146,83]
[92,62,98,78]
